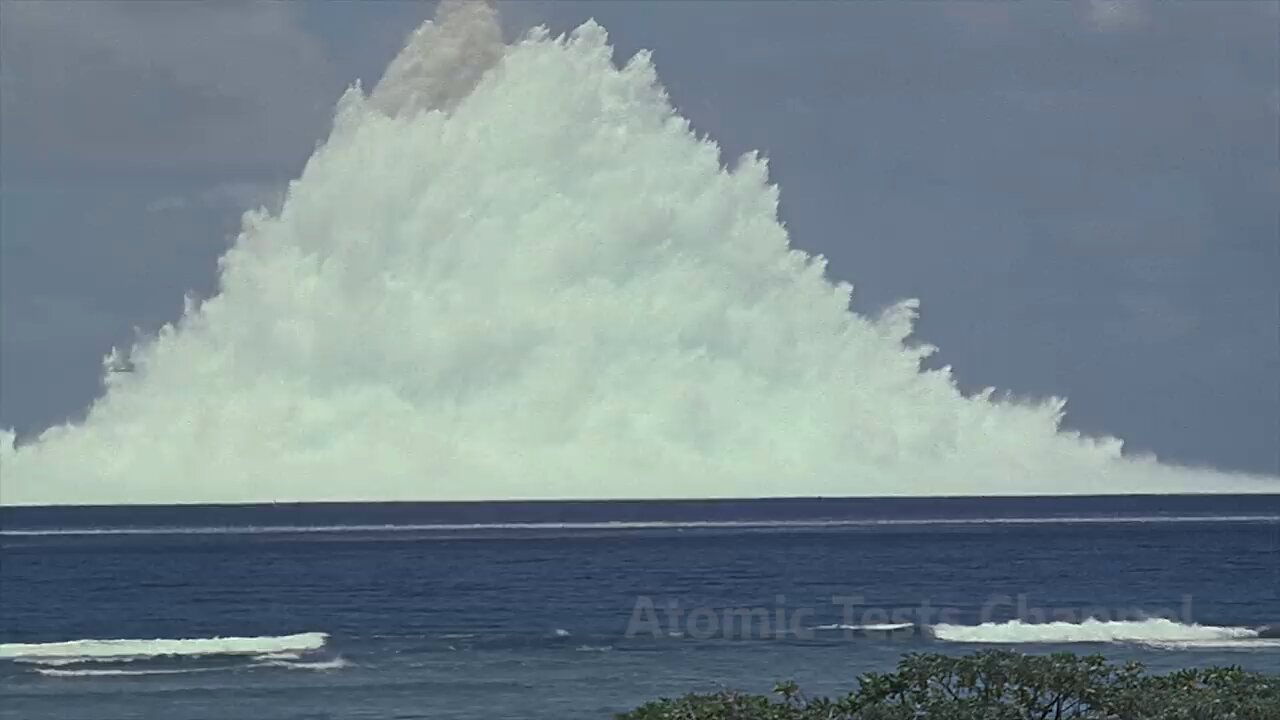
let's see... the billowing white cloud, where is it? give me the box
[3,4,1275,505]
[1,0,1277,490]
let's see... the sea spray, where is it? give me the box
[1,1,1275,504]
[0,632,329,661]
[928,619,1262,645]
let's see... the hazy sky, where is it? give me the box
[1,0,1276,476]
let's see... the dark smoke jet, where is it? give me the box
[370,0,504,117]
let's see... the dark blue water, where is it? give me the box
[2,496,1278,719]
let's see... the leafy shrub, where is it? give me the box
[617,651,1279,720]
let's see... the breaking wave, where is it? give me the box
[1,0,1276,504]
[0,632,328,662]
[3,632,346,678]
[928,619,1261,645]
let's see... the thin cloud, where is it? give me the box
[1085,0,1149,32]
[0,2,341,177]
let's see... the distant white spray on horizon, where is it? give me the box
[1,1,1275,505]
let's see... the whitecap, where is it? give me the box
[0,632,328,662]
[928,619,1256,645]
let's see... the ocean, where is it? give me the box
[2,495,1278,719]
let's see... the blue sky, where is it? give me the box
[1,0,1276,475]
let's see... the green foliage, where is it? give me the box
[616,651,1280,720]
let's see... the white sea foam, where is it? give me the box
[31,654,349,677]
[0,632,327,661]
[1,0,1276,505]
[12,656,109,666]
[1138,639,1280,651]
[251,656,349,671]
[812,623,914,632]
[34,666,230,678]
[253,651,304,661]
[5,515,1276,538]
[929,619,1258,645]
